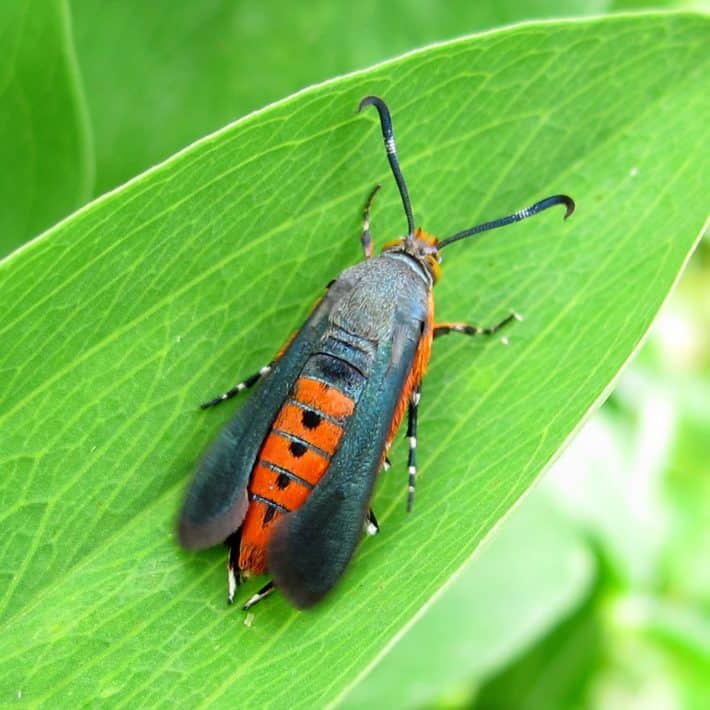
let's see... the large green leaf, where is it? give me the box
[0,0,93,257]
[0,13,707,706]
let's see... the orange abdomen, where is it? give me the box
[238,375,356,574]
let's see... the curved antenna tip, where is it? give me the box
[358,95,384,113]
[561,195,575,220]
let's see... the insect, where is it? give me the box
[178,96,574,610]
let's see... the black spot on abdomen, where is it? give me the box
[289,441,307,458]
[301,409,322,429]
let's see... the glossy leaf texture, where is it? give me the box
[0,0,93,257]
[0,13,708,707]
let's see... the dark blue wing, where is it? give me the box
[266,310,423,608]
[179,292,337,550]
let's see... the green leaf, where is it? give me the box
[472,587,606,710]
[0,13,707,706]
[344,493,594,707]
[0,0,93,257]
[71,0,610,196]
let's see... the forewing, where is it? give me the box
[267,313,423,608]
[179,291,339,550]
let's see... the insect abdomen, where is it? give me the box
[238,329,375,573]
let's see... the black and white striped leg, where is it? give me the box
[433,312,521,340]
[201,361,274,409]
[364,508,380,536]
[242,580,275,610]
[360,184,381,259]
[226,532,241,604]
[406,387,421,512]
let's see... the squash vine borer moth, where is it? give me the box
[178,96,574,610]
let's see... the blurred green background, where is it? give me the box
[2,0,707,707]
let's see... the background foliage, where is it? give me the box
[1,1,708,707]
[0,0,92,255]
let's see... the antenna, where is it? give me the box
[438,195,575,249]
[359,96,416,241]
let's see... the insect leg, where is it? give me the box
[226,531,242,604]
[406,387,421,512]
[364,508,380,536]
[360,184,381,259]
[200,362,274,409]
[433,313,521,339]
[242,580,275,610]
